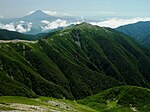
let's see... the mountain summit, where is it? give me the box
[22,10,57,21]
[29,10,49,16]
[0,10,80,35]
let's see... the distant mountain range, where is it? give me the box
[0,10,81,35]
[0,28,62,40]
[1,11,150,48]
[0,29,35,40]
[116,21,150,47]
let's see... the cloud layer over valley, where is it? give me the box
[41,19,81,31]
[0,21,32,33]
[90,17,150,28]
[1,10,150,34]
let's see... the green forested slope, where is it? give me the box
[79,86,150,112]
[116,21,150,47]
[0,23,150,100]
[0,29,45,40]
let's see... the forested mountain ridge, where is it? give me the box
[116,21,150,47]
[0,23,150,100]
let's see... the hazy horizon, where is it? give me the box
[0,0,150,31]
[0,0,150,19]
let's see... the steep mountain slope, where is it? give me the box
[55,23,150,87]
[139,34,150,47]
[79,86,150,112]
[0,37,121,99]
[0,70,36,97]
[0,23,150,100]
[116,21,150,47]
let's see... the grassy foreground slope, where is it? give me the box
[0,96,97,112]
[0,86,149,112]
[79,86,150,112]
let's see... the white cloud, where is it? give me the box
[27,22,32,31]
[43,10,72,17]
[0,23,16,31]
[43,11,58,16]
[41,19,68,31]
[41,19,81,31]
[19,21,25,23]
[0,22,32,33]
[41,20,50,24]
[89,17,150,28]
[16,22,32,33]
[27,11,36,15]
[16,24,26,33]
[1,16,150,34]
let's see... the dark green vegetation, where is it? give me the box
[139,35,150,47]
[116,21,150,47]
[79,86,150,112]
[0,29,46,40]
[0,23,150,101]
[0,29,33,40]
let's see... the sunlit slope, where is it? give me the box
[0,23,150,99]
[79,86,150,112]
[0,96,97,112]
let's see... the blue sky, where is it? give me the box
[0,0,150,19]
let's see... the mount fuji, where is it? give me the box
[0,10,81,35]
